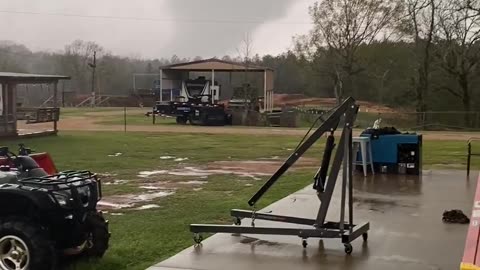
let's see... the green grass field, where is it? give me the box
[2,131,478,270]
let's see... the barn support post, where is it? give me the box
[264,70,267,112]
[10,83,17,135]
[212,69,215,101]
[1,83,6,134]
[53,81,58,133]
[159,69,163,102]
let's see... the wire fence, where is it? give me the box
[298,110,480,131]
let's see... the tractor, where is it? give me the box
[0,145,109,270]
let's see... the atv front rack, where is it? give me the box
[19,171,102,208]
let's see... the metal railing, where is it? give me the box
[17,108,60,124]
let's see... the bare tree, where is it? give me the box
[402,0,437,125]
[436,0,480,126]
[61,40,104,94]
[301,0,402,103]
[236,34,259,114]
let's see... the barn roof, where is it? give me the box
[160,58,273,72]
[0,72,70,84]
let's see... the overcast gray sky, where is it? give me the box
[0,0,315,58]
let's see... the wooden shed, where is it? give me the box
[0,72,70,138]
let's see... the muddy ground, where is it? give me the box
[97,157,320,212]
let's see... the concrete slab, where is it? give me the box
[148,170,478,270]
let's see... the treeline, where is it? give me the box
[4,39,478,112]
[2,0,480,118]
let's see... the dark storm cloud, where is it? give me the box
[0,0,303,58]
[163,0,296,57]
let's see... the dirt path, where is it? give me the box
[18,116,480,141]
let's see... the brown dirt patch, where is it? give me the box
[19,115,480,141]
[273,94,397,113]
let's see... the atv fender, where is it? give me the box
[30,153,58,175]
[0,187,55,217]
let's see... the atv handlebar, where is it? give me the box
[18,144,33,155]
[0,144,33,158]
[0,147,16,159]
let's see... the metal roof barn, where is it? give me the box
[157,58,274,112]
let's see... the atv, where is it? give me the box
[0,145,110,270]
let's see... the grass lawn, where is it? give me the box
[2,131,478,270]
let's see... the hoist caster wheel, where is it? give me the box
[362,233,368,241]
[234,217,241,226]
[193,234,203,244]
[344,243,353,254]
[302,239,308,248]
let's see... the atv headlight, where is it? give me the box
[51,192,71,207]
[77,186,92,207]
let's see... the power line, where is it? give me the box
[0,10,313,25]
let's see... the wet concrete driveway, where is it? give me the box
[148,170,477,270]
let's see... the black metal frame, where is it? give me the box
[190,97,370,254]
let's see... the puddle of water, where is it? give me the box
[108,152,123,157]
[185,167,271,178]
[178,180,207,185]
[105,180,129,185]
[138,167,269,179]
[174,158,189,162]
[139,185,164,190]
[99,191,175,210]
[132,191,175,201]
[168,170,211,177]
[98,201,134,209]
[135,204,160,210]
[137,157,322,181]
[193,188,203,191]
[138,170,167,178]
[160,156,175,160]
[240,237,279,246]
[373,255,434,268]
[110,213,125,216]
[98,173,117,177]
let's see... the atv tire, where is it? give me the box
[0,217,56,270]
[84,212,110,258]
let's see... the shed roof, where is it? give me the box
[0,72,70,84]
[160,58,273,72]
